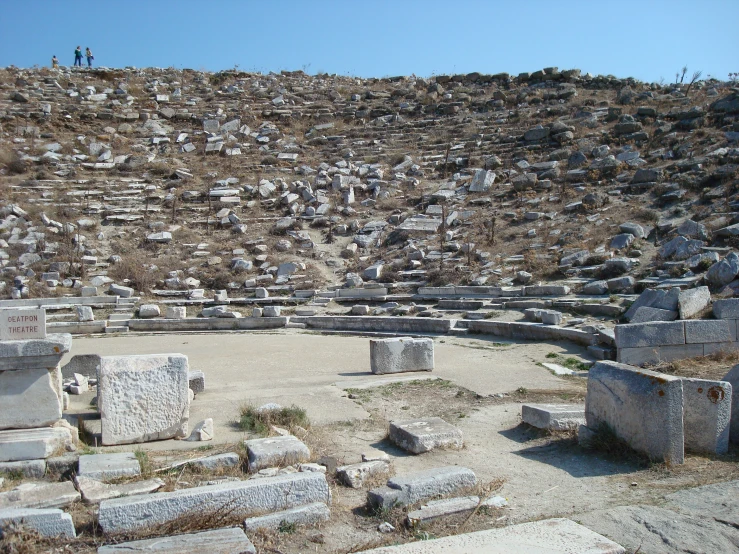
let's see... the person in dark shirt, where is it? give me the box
[74,46,82,67]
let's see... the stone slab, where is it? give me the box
[665,479,739,527]
[406,495,508,525]
[98,472,330,534]
[98,354,190,445]
[0,333,71,369]
[614,321,685,348]
[586,361,684,463]
[0,308,46,340]
[0,481,80,510]
[242,502,330,532]
[370,337,434,374]
[682,378,731,454]
[245,435,310,472]
[521,404,585,430]
[713,298,739,320]
[78,452,141,481]
[337,461,390,488]
[75,476,164,504]
[617,344,703,366]
[0,427,74,462]
[577,505,737,554]
[368,466,476,509]
[0,459,46,479]
[0,507,76,538]
[97,527,255,553]
[388,417,463,454]
[630,307,678,323]
[678,286,711,320]
[358,518,624,553]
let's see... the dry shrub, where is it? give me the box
[238,404,310,436]
[107,251,162,292]
[0,149,26,175]
[652,349,739,381]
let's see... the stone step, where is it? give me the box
[97,527,255,553]
[0,508,76,539]
[104,326,129,334]
[108,313,133,321]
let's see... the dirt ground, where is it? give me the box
[6,331,738,553]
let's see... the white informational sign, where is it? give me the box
[0,308,47,340]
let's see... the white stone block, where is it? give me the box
[97,527,255,553]
[370,337,434,374]
[0,507,76,538]
[522,404,585,430]
[98,354,190,445]
[0,427,73,462]
[78,452,141,481]
[388,417,463,454]
[682,378,731,455]
[98,472,330,534]
[245,435,310,472]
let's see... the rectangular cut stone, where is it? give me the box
[98,472,330,534]
[356,518,625,553]
[0,308,46,340]
[682,378,731,455]
[337,461,390,488]
[684,320,732,344]
[388,417,463,454]
[713,299,739,319]
[368,466,476,509]
[614,321,685,348]
[370,337,434,375]
[0,481,80,510]
[75,476,164,504]
[586,361,684,463]
[0,366,63,430]
[522,404,585,430]
[0,507,76,538]
[0,427,73,462]
[78,452,141,481]
[98,354,190,445]
[97,527,255,553]
[0,459,46,478]
[243,502,330,532]
[406,495,507,525]
[0,333,71,371]
[722,365,739,444]
[244,435,310,472]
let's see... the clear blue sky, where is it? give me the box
[1,0,736,82]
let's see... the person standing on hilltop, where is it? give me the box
[51,55,58,69]
[86,47,94,68]
[74,46,82,67]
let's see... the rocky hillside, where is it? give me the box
[0,65,738,304]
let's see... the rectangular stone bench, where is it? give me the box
[98,472,330,534]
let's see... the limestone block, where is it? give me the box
[0,481,80,510]
[407,495,508,525]
[78,452,141,481]
[138,304,160,318]
[0,460,46,478]
[187,453,240,471]
[245,435,310,472]
[109,283,134,297]
[75,476,164,504]
[617,344,704,366]
[75,306,94,322]
[678,286,711,319]
[0,507,76,538]
[98,354,190,445]
[684,319,732,344]
[337,461,390,488]
[586,361,684,463]
[370,337,434,374]
[368,466,476,509]
[682,378,731,455]
[723,365,739,444]
[521,404,585,430]
[614,321,685,348]
[98,472,330,534]
[243,502,330,532]
[388,417,463,454]
[97,527,255,553]
[186,419,213,441]
[630,307,678,323]
[166,306,187,319]
[188,370,205,394]
[0,427,73,462]
[263,306,281,317]
[0,333,71,371]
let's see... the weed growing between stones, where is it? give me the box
[238,404,310,436]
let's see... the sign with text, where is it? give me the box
[0,308,47,341]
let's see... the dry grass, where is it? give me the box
[651,349,739,381]
[237,404,310,436]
